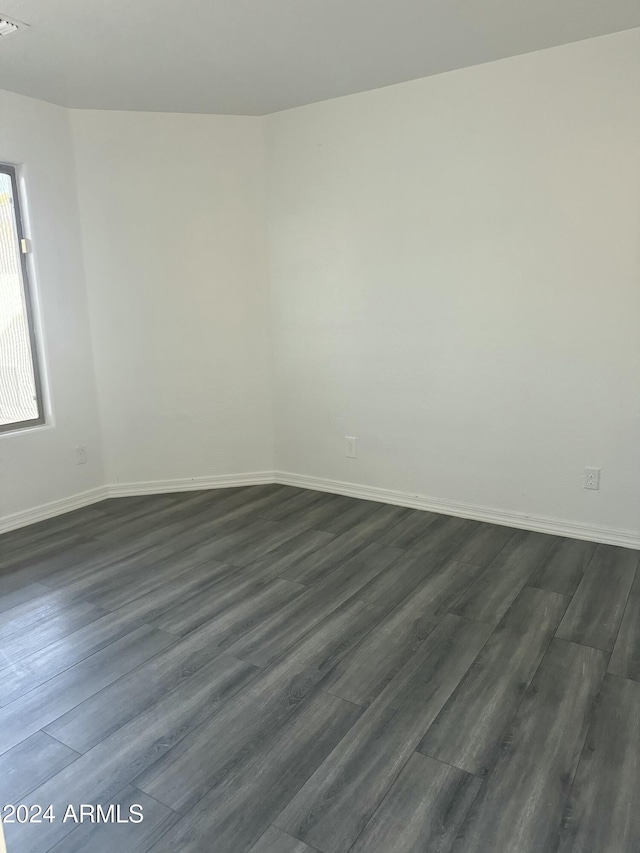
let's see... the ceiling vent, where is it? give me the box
[0,17,19,37]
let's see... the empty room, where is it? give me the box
[0,2,639,852]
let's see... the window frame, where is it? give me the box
[0,163,45,433]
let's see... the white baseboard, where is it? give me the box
[275,471,640,550]
[0,472,275,534]
[106,471,277,498]
[2,469,639,550]
[0,486,109,535]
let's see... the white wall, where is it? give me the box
[70,110,274,487]
[266,30,640,534]
[2,30,638,541]
[0,90,104,522]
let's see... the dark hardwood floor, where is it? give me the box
[0,484,638,852]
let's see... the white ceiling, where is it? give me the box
[0,0,638,115]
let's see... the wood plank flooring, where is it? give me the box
[0,485,638,853]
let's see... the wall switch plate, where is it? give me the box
[345,436,357,458]
[76,444,87,465]
[584,467,600,490]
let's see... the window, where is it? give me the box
[0,164,44,431]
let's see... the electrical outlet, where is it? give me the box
[584,467,600,490]
[76,444,87,465]
[345,436,357,459]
